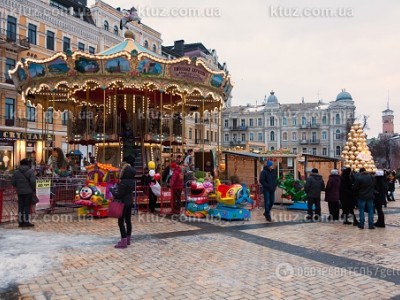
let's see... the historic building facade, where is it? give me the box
[0,0,161,168]
[222,90,356,158]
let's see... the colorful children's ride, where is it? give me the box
[184,179,214,218]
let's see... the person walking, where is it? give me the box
[11,158,36,227]
[374,169,387,228]
[110,162,136,248]
[304,168,325,222]
[353,167,376,229]
[340,167,359,225]
[259,160,277,222]
[169,162,184,215]
[325,169,340,221]
[387,171,395,202]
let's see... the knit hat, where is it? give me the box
[170,162,177,169]
[330,169,339,175]
[311,168,318,174]
[376,169,384,176]
[266,161,273,167]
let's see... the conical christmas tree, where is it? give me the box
[341,122,376,172]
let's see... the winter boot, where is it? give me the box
[114,238,128,249]
[127,236,132,245]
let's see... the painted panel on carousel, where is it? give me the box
[28,63,45,78]
[75,57,100,73]
[17,66,27,82]
[210,74,223,88]
[137,59,163,76]
[167,62,210,84]
[48,58,69,74]
[105,57,130,73]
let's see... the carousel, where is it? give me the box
[10,31,233,168]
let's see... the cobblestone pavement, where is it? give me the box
[1,188,400,300]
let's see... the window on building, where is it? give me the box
[46,108,54,124]
[5,98,15,124]
[233,134,237,142]
[62,110,68,125]
[224,133,229,142]
[206,130,209,141]
[104,20,109,31]
[292,117,297,126]
[282,132,288,141]
[322,115,327,124]
[241,133,246,142]
[311,132,317,142]
[336,146,341,156]
[270,116,274,126]
[335,113,340,125]
[258,132,263,141]
[257,118,262,127]
[63,36,71,52]
[50,0,68,11]
[302,148,307,154]
[215,132,217,142]
[322,131,327,140]
[270,131,275,141]
[270,146,275,151]
[241,119,245,127]
[292,132,297,141]
[312,148,317,155]
[224,119,228,128]
[28,23,37,45]
[78,42,85,51]
[152,44,157,53]
[249,132,254,141]
[144,40,149,49]
[189,128,192,139]
[282,117,287,126]
[27,105,36,122]
[89,46,95,54]
[292,148,297,154]
[301,116,307,125]
[311,116,317,125]
[46,31,55,50]
[322,148,327,156]
[335,129,341,140]
[5,58,15,84]
[114,25,119,35]
[7,16,17,41]
[249,119,254,127]
[301,132,307,140]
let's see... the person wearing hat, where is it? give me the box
[353,167,376,229]
[325,169,340,221]
[373,169,387,228]
[259,160,278,222]
[340,167,358,225]
[304,168,325,221]
[11,158,37,227]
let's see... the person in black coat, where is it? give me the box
[325,169,340,221]
[374,170,387,228]
[110,163,136,248]
[353,168,376,229]
[304,168,325,221]
[11,158,36,227]
[340,167,358,225]
[259,160,278,222]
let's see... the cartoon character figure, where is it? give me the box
[185,179,214,218]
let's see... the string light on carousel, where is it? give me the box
[341,122,377,173]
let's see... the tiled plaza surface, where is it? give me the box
[1,187,400,300]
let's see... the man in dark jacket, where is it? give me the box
[259,160,277,222]
[374,169,387,228]
[304,168,325,221]
[11,158,36,227]
[110,163,136,248]
[353,167,376,229]
[325,169,340,221]
[340,167,358,225]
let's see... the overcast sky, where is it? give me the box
[88,0,400,138]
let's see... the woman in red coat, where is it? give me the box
[169,162,184,214]
[325,169,341,221]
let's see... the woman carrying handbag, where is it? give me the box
[110,162,136,249]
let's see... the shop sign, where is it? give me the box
[0,131,54,141]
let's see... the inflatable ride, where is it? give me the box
[209,181,253,220]
[184,179,213,218]
[75,183,110,217]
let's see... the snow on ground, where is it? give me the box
[0,229,113,291]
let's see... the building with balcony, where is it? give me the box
[222,90,356,158]
[0,0,162,168]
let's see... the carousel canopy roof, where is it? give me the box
[9,31,233,112]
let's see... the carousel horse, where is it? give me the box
[120,6,141,30]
